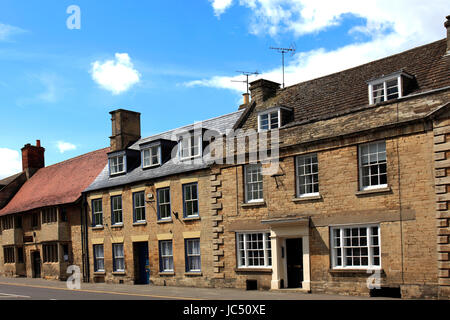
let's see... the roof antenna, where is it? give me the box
[231,70,260,94]
[270,43,296,89]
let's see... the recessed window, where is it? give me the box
[185,238,201,272]
[179,135,202,159]
[296,154,319,197]
[159,240,174,272]
[111,195,123,225]
[133,191,146,223]
[109,155,125,175]
[3,247,15,264]
[43,243,58,263]
[92,199,103,227]
[112,243,125,272]
[93,245,104,272]
[258,109,280,131]
[368,72,413,105]
[17,247,24,264]
[359,141,387,191]
[183,183,199,218]
[157,187,171,220]
[331,225,381,269]
[236,232,272,268]
[1,215,14,230]
[32,212,40,227]
[42,207,57,224]
[244,163,263,202]
[142,145,160,168]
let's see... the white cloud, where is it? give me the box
[56,141,77,153]
[0,148,22,179]
[210,0,234,16]
[0,23,26,41]
[192,1,449,92]
[91,53,141,95]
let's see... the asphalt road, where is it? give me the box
[0,276,391,300]
[0,282,176,300]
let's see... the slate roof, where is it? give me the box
[84,110,244,192]
[0,148,109,216]
[0,172,22,189]
[236,39,450,128]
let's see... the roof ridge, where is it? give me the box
[40,147,109,170]
[280,38,446,92]
[139,109,244,142]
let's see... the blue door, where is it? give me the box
[137,243,150,284]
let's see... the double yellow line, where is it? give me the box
[0,281,204,300]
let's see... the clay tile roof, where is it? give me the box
[0,147,110,216]
[262,39,450,125]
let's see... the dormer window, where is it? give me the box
[258,109,280,132]
[368,71,414,105]
[142,145,161,168]
[179,135,202,160]
[109,154,125,175]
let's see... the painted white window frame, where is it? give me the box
[367,72,413,105]
[236,232,272,268]
[112,243,125,272]
[330,224,381,270]
[296,153,319,197]
[258,108,281,132]
[93,244,105,272]
[109,155,126,175]
[179,135,202,160]
[358,141,387,191]
[142,144,161,168]
[185,238,201,272]
[92,199,103,227]
[111,195,123,225]
[244,163,264,203]
[159,240,174,272]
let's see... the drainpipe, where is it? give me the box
[80,192,90,282]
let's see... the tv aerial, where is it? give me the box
[231,70,260,94]
[270,43,296,88]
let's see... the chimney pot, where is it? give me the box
[36,140,41,147]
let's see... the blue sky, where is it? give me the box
[0,0,448,178]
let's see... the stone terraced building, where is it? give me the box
[0,14,449,300]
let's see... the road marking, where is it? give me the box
[0,293,31,299]
[0,282,204,300]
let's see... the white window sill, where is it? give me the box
[133,221,147,226]
[111,224,124,228]
[241,201,266,208]
[292,194,322,202]
[157,218,173,224]
[142,164,161,169]
[183,216,201,221]
[92,225,104,230]
[356,185,391,196]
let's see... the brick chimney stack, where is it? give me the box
[109,109,141,152]
[21,140,45,178]
[445,15,450,53]
[249,79,280,105]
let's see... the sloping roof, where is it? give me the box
[0,148,109,216]
[85,110,244,192]
[0,172,22,189]
[240,39,450,128]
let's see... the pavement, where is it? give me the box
[0,276,396,300]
